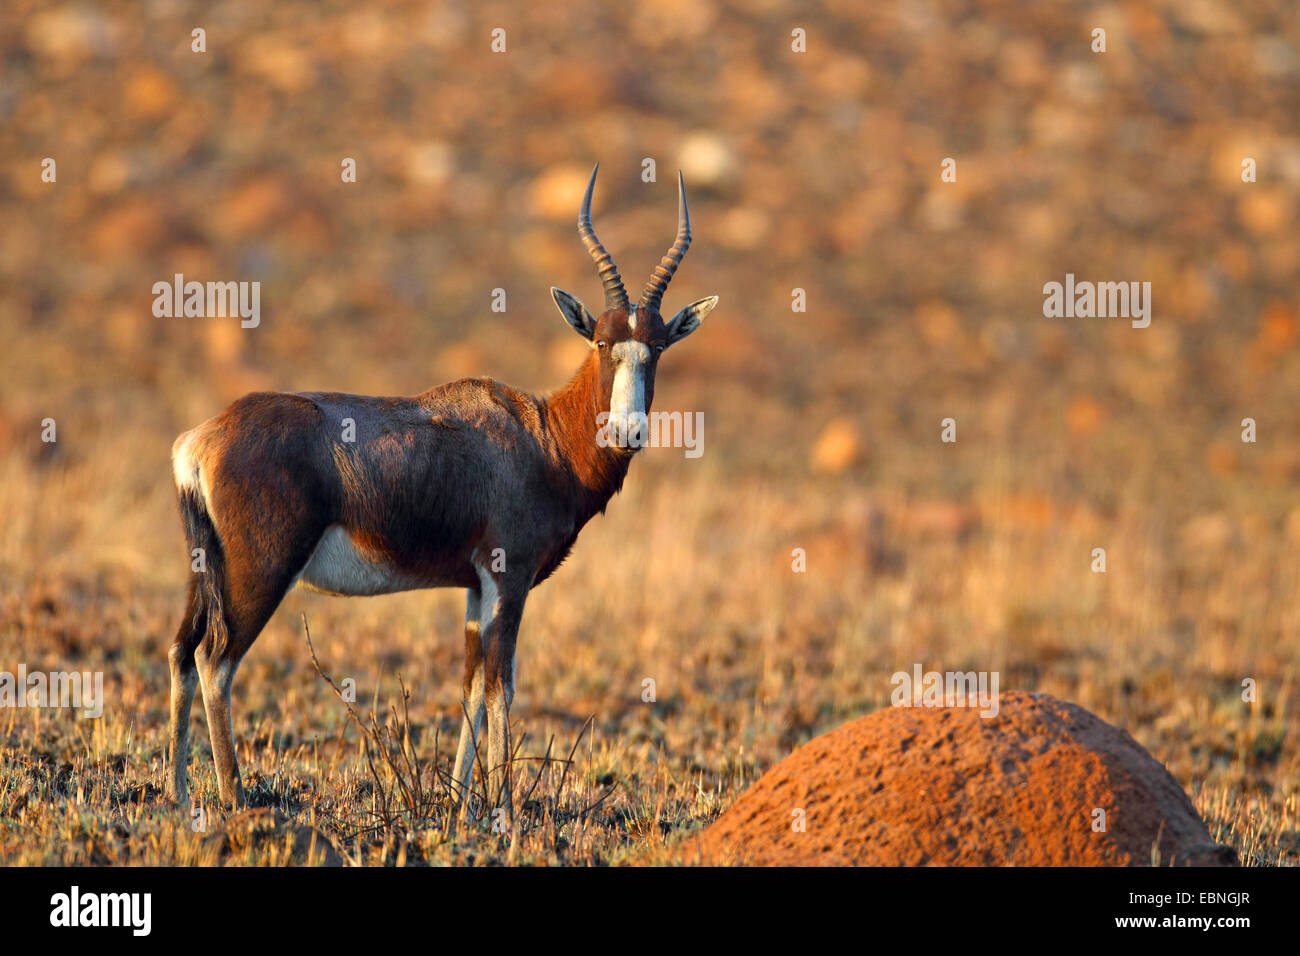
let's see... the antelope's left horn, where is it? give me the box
[638,171,692,315]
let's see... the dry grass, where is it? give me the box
[1,423,1297,864]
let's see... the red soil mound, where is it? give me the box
[682,692,1235,866]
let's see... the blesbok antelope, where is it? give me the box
[166,165,717,819]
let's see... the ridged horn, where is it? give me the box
[577,163,629,312]
[638,171,692,314]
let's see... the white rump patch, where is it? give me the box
[171,429,214,513]
[172,431,199,491]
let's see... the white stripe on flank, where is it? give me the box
[297,525,422,596]
[476,563,501,626]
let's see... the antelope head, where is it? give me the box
[551,164,718,451]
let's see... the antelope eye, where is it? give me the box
[596,340,607,349]
[655,344,666,352]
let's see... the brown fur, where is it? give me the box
[167,339,648,809]
[166,170,716,818]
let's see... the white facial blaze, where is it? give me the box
[609,340,650,445]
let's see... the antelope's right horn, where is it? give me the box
[577,164,629,313]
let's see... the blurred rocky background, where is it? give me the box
[2,0,1297,504]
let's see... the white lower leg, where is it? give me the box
[452,665,485,802]
[197,652,243,808]
[486,686,512,823]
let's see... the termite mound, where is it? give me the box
[680,691,1235,866]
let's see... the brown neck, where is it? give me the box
[542,350,633,524]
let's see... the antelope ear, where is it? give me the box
[551,287,598,341]
[665,295,718,346]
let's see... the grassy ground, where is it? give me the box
[1,439,1297,865]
